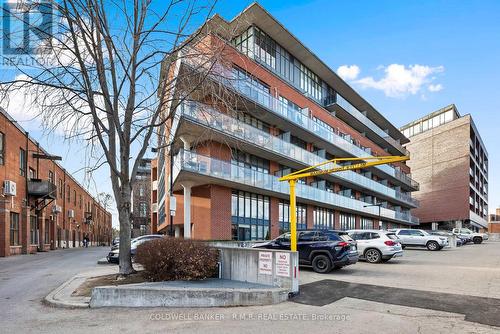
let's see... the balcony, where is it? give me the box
[27,179,57,200]
[325,94,409,156]
[172,149,419,225]
[175,101,419,208]
[179,58,419,191]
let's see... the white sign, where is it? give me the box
[169,196,177,212]
[275,252,291,277]
[258,252,273,275]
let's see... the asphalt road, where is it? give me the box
[1,244,499,334]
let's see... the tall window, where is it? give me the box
[48,171,54,184]
[29,167,36,179]
[278,200,307,234]
[10,213,19,246]
[0,132,4,165]
[30,216,38,245]
[67,185,70,201]
[231,149,269,174]
[139,202,147,217]
[313,207,335,230]
[339,213,355,230]
[19,148,26,176]
[361,217,373,229]
[44,220,50,244]
[79,194,82,209]
[73,190,76,205]
[58,179,63,198]
[299,63,322,101]
[231,190,270,241]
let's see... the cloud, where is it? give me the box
[337,65,360,81]
[428,83,443,92]
[354,64,444,98]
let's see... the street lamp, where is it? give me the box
[364,202,383,229]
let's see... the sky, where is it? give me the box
[2,0,499,227]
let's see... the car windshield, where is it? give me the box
[277,233,291,242]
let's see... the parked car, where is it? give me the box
[107,234,164,263]
[252,229,359,273]
[451,228,488,244]
[427,230,464,247]
[111,237,120,246]
[347,230,403,263]
[391,229,448,251]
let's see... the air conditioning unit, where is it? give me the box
[3,180,17,196]
[52,205,62,214]
[68,209,75,218]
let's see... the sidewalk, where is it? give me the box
[44,265,119,308]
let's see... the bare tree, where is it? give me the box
[0,0,238,275]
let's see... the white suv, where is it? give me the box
[392,229,448,251]
[347,230,403,263]
[452,228,488,244]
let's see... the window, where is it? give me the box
[231,149,269,174]
[58,179,63,198]
[339,213,355,230]
[299,63,322,101]
[298,231,317,242]
[278,200,307,233]
[231,190,270,241]
[361,217,373,229]
[29,167,36,179]
[19,148,26,176]
[10,213,19,246]
[139,186,145,197]
[0,132,4,165]
[67,185,70,201]
[48,171,54,184]
[313,207,335,230]
[79,194,82,209]
[139,202,147,217]
[73,190,76,205]
[236,112,270,133]
[30,216,38,245]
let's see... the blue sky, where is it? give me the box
[215,0,500,213]
[2,0,499,227]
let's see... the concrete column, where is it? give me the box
[21,206,31,254]
[182,183,192,239]
[38,212,45,250]
[0,199,10,257]
[174,226,180,238]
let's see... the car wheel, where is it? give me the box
[427,241,440,251]
[365,249,382,263]
[312,254,333,273]
[473,237,482,244]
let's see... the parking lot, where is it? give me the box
[300,241,500,299]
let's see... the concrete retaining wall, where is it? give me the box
[217,247,299,294]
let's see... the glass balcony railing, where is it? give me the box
[173,149,419,225]
[180,57,419,190]
[332,95,410,156]
[177,101,419,207]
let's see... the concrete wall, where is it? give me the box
[218,247,299,294]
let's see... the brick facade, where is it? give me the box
[0,109,112,257]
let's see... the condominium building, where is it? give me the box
[131,158,152,238]
[0,108,113,257]
[401,104,488,231]
[152,3,419,240]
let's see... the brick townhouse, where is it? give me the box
[151,3,420,239]
[0,107,112,257]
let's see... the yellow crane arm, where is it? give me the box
[278,155,409,252]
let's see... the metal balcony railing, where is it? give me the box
[27,179,57,200]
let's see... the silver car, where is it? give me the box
[347,230,403,263]
[392,229,448,251]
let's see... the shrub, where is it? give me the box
[135,237,219,281]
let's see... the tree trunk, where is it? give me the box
[118,187,135,275]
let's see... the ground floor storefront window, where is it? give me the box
[30,215,38,245]
[339,213,355,230]
[231,190,270,240]
[278,200,307,234]
[361,217,374,229]
[313,207,334,230]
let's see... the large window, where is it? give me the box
[19,148,26,176]
[232,66,270,94]
[231,149,269,174]
[231,190,270,241]
[339,213,355,230]
[313,207,335,230]
[139,202,147,217]
[0,132,4,165]
[10,213,19,246]
[278,200,307,234]
[44,220,50,244]
[236,112,270,133]
[30,216,38,245]
[360,217,374,229]
[299,63,322,101]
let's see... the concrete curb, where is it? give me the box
[43,274,90,309]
